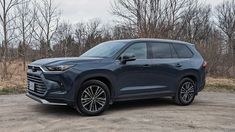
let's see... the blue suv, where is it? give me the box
[27,39,207,116]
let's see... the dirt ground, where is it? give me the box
[0,92,235,132]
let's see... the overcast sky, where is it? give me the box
[55,0,224,24]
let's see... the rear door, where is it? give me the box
[148,42,181,92]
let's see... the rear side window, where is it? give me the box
[172,43,193,58]
[170,44,178,58]
[149,43,172,59]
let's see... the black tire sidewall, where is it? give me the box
[76,80,110,116]
[176,78,196,106]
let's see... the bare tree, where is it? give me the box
[74,22,87,54]
[54,22,73,57]
[111,0,190,38]
[33,0,60,58]
[176,2,212,43]
[74,20,103,53]
[85,20,103,51]
[16,0,36,71]
[0,0,234,81]
[216,0,235,76]
[112,24,137,39]
[0,0,21,79]
[112,0,162,37]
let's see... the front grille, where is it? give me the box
[27,74,47,94]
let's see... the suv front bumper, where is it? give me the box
[26,92,67,105]
[26,65,81,106]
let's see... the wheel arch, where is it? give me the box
[82,76,113,94]
[179,70,200,94]
[74,70,116,104]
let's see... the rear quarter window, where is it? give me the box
[172,43,194,58]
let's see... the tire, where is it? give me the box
[174,78,196,106]
[76,80,110,116]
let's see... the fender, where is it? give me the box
[72,69,117,104]
[178,69,201,93]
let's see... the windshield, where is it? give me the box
[81,41,127,58]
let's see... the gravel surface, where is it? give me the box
[0,92,235,132]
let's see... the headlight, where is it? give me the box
[46,64,74,71]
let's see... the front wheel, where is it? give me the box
[76,80,110,116]
[174,78,196,106]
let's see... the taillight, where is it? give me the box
[202,61,208,68]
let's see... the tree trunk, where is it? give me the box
[2,12,8,80]
[23,40,26,71]
[22,20,26,71]
[232,38,235,77]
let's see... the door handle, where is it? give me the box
[175,63,182,67]
[143,64,151,67]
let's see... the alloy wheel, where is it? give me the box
[81,85,107,113]
[180,81,195,104]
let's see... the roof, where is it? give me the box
[109,38,194,46]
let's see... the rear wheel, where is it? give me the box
[174,78,196,105]
[76,80,110,116]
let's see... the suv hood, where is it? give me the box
[30,57,104,66]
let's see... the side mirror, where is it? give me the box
[120,55,136,64]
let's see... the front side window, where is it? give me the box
[150,43,172,59]
[121,43,147,59]
[173,43,193,58]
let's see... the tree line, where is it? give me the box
[0,0,235,80]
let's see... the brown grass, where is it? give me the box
[207,77,235,86]
[205,77,235,93]
[0,60,28,90]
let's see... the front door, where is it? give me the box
[115,42,153,96]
